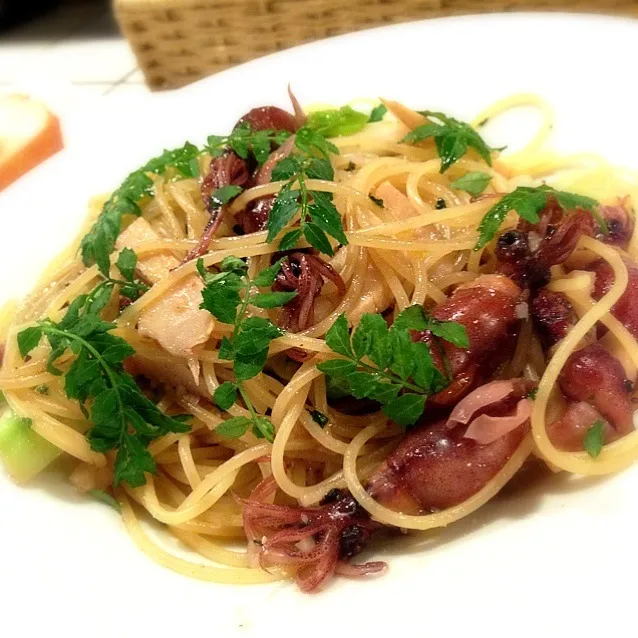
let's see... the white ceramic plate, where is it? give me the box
[2,13,638,637]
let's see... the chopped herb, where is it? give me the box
[306,105,369,137]
[80,143,201,275]
[266,131,347,256]
[345,161,357,172]
[369,195,384,208]
[34,384,49,395]
[205,121,291,165]
[210,185,243,210]
[527,387,538,400]
[584,420,605,458]
[478,117,489,127]
[316,308,468,427]
[435,198,447,210]
[88,489,121,512]
[475,185,601,250]
[310,410,329,427]
[368,104,388,123]
[403,111,493,173]
[198,257,297,441]
[451,171,492,197]
[16,292,189,488]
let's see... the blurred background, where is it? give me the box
[1,0,637,189]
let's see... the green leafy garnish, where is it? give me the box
[316,308,468,427]
[81,143,201,275]
[306,106,369,137]
[16,294,189,488]
[34,384,49,395]
[368,104,387,123]
[198,257,297,441]
[210,185,243,210]
[584,420,605,458]
[205,121,291,165]
[310,410,329,427]
[266,132,347,255]
[402,111,492,173]
[451,171,492,197]
[475,185,601,250]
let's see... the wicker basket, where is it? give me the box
[113,0,638,90]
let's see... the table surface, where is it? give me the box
[1,3,150,146]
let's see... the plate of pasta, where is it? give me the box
[2,11,638,638]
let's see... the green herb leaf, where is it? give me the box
[250,291,298,309]
[295,127,339,159]
[214,382,238,411]
[369,195,384,208]
[18,297,189,488]
[403,111,492,173]
[316,359,357,377]
[220,255,248,275]
[116,247,138,282]
[308,192,349,245]
[451,171,492,197]
[310,410,329,427]
[80,142,201,275]
[199,271,243,324]
[316,308,468,427]
[216,416,252,439]
[584,420,605,458]
[253,416,275,441]
[211,185,243,209]
[303,223,334,256]
[266,183,300,243]
[306,105,369,137]
[368,104,387,123]
[278,228,303,252]
[324,314,353,358]
[18,326,43,358]
[252,259,285,287]
[206,122,292,165]
[198,260,286,441]
[382,394,426,427]
[475,185,600,250]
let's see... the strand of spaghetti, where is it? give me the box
[344,423,533,530]
[119,495,288,584]
[153,176,184,239]
[347,233,477,252]
[168,181,206,240]
[0,369,53,389]
[354,200,491,236]
[367,251,410,310]
[565,291,638,378]
[5,390,104,465]
[170,527,249,568]
[45,264,100,316]
[171,521,245,538]
[471,93,553,165]
[179,443,270,510]
[132,466,238,525]
[30,392,85,419]
[177,435,201,489]
[546,272,595,293]
[271,363,322,498]
[531,236,638,474]
[299,409,347,455]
